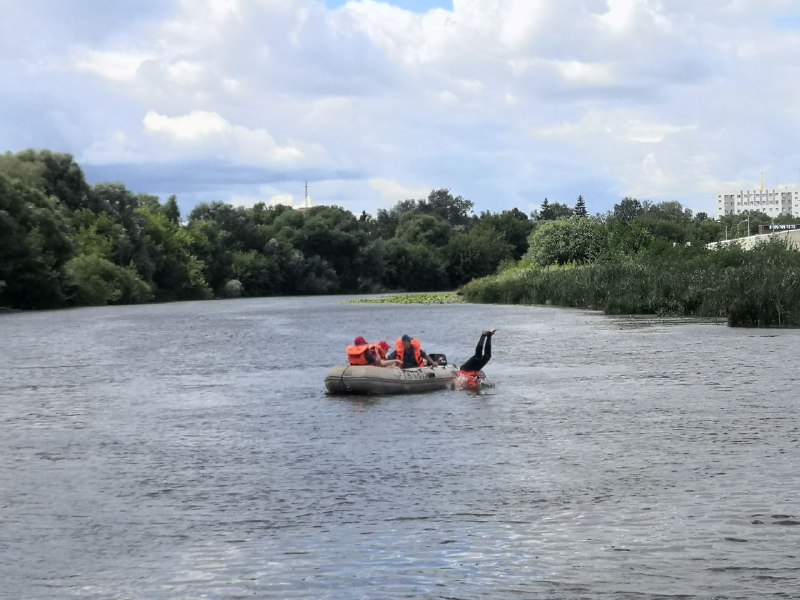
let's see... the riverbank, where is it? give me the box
[460,240,800,327]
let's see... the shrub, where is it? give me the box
[66,253,152,305]
[223,279,244,298]
[525,217,608,266]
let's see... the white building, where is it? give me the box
[717,185,800,217]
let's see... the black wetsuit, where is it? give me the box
[459,333,491,372]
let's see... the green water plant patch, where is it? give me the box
[347,292,463,305]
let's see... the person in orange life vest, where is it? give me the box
[373,339,401,367]
[374,340,394,361]
[347,336,401,368]
[389,334,436,369]
[457,330,495,390]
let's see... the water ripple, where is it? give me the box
[2,298,800,598]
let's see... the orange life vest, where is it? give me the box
[369,343,387,360]
[458,369,481,390]
[346,344,371,365]
[395,338,424,367]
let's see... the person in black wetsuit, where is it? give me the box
[457,330,495,389]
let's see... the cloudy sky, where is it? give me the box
[3,0,800,217]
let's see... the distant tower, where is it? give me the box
[305,181,309,209]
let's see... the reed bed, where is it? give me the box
[460,240,800,327]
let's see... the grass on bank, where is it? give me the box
[347,292,463,305]
[459,239,800,327]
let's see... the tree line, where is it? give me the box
[1,150,535,309]
[6,149,795,314]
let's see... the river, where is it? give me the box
[2,296,799,599]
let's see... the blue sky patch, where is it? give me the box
[774,14,800,29]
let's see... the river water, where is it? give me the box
[2,296,800,599]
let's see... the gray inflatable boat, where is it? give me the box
[324,364,459,395]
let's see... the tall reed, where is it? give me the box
[460,240,800,327]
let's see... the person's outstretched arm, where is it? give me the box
[376,357,402,368]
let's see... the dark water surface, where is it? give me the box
[2,297,800,599]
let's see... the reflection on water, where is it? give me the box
[2,298,800,599]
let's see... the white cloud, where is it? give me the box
[228,190,314,209]
[143,110,230,141]
[222,77,243,94]
[554,60,616,86]
[6,0,800,218]
[141,110,315,166]
[80,131,142,164]
[597,0,638,32]
[370,178,431,205]
[164,59,207,87]
[624,120,695,144]
[72,49,151,81]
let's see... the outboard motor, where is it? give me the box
[428,353,447,365]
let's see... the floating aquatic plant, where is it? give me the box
[346,292,463,305]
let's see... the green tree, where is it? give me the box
[15,150,91,211]
[537,198,552,220]
[296,205,367,291]
[574,195,587,217]
[476,208,533,260]
[0,151,45,188]
[293,254,339,294]
[90,182,141,230]
[381,238,449,291]
[71,209,128,260]
[162,195,180,225]
[269,207,307,247]
[188,201,268,252]
[604,220,654,258]
[634,200,695,244]
[396,212,452,247]
[231,250,280,296]
[446,226,513,285]
[637,217,687,244]
[357,238,388,292]
[419,189,474,226]
[0,173,74,308]
[526,216,608,266]
[644,200,692,222]
[370,207,401,239]
[612,197,644,222]
[741,210,771,235]
[687,217,724,245]
[136,207,211,301]
[65,253,152,305]
[538,198,573,221]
